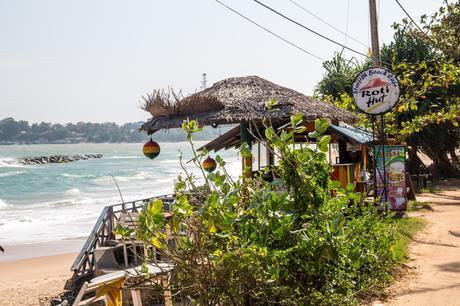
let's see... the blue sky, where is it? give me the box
[0,0,447,123]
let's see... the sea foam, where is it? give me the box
[0,158,27,168]
[0,171,24,178]
[0,199,8,209]
[109,156,141,159]
[62,173,96,178]
[65,188,81,195]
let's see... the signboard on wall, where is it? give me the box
[374,146,407,211]
[352,67,400,115]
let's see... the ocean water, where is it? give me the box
[0,143,240,245]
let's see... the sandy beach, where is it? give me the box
[0,240,84,306]
[0,253,75,306]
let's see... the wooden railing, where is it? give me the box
[70,194,174,278]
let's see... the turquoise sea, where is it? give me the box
[0,143,240,245]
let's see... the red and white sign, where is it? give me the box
[352,67,400,115]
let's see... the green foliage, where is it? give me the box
[315,53,371,100]
[136,116,411,305]
[0,118,147,144]
[113,223,133,239]
[380,10,460,177]
[391,217,425,264]
[315,1,460,178]
[425,1,460,62]
[408,200,434,212]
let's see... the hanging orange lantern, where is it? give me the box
[202,156,217,172]
[143,138,160,159]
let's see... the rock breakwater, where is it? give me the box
[19,154,103,165]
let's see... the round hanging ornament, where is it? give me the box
[143,138,160,159]
[202,156,217,172]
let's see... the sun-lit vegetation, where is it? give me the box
[125,116,424,305]
[316,1,460,178]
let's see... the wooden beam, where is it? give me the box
[240,122,253,176]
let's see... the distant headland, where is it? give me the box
[0,118,231,145]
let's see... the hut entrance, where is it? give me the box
[198,120,372,190]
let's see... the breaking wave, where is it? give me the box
[0,157,27,168]
[96,171,156,183]
[64,188,81,195]
[109,156,141,159]
[0,171,24,178]
[61,173,96,178]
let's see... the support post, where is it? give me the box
[266,146,274,167]
[371,116,378,199]
[131,289,142,306]
[240,122,252,177]
[369,0,388,211]
[257,142,261,171]
[380,115,388,211]
[369,0,380,67]
[361,144,367,181]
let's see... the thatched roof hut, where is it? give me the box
[140,76,355,134]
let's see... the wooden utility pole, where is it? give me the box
[369,0,388,207]
[369,0,380,66]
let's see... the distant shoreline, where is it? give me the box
[0,118,233,145]
[0,139,214,146]
[0,141,179,145]
[0,239,85,263]
[0,141,144,145]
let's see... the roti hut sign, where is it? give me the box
[352,67,406,212]
[352,67,400,115]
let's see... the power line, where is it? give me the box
[253,0,371,60]
[287,0,369,49]
[394,0,436,46]
[215,0,324,61]
[345,0,351,47]
[394,0,426,34]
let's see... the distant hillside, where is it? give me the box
[0,118,233,145]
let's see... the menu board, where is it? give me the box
[374,146,407,211]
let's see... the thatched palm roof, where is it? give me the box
[141,76,355,134]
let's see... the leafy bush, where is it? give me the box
[136,114,405,305]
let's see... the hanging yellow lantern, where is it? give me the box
[143,138,160,159]
[202,156,217,172]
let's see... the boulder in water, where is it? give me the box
[18,154,103,165]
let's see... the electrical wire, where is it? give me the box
[394,0,437,46]
[394,0,426,34]
[215,0,324,61]
[345,0,351,47]
[287,0,369,49]
[254,0,395,67]
[253,0,371,59]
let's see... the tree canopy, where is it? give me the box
[315,1,460,178]
[0,118,231,144]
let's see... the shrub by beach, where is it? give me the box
[130,116,422,305]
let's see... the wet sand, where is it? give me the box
[0,240,84,306]
[0,253,76,306]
